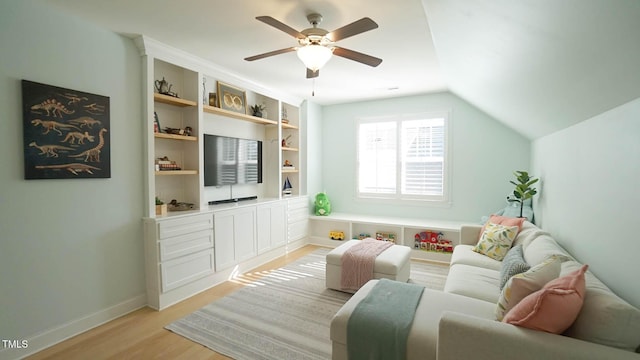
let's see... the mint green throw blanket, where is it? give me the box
[347,279,425,360]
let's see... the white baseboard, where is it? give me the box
[0,294,147,360]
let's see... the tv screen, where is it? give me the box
[204,134,262,186]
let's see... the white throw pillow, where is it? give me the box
[495,255,562,320]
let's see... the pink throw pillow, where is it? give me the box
[502,264,588,334]
[479,215,526,240]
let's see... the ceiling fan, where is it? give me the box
[244,13,382,78]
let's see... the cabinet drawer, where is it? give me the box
[288,220,309,242]
[161,249,214,292]
[288,206,308,223]
[158,213,213,239]
[287,197,308,211]
[159,229,213,262]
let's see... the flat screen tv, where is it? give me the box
[204,134,262,186]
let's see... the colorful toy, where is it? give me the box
[329,231,345,240]
[356,233,371,240]
[414,230,452,252]
[375,231,397,243]
[314,192,332,216]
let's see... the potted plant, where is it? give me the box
[508,171,539,218]
[155,196,167,216]
[249,104,265,118]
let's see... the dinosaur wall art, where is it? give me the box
[22,80,111,179]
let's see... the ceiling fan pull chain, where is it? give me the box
[312,78,316,96]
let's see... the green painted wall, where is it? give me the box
[0,0,144,355]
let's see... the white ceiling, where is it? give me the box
[39,0,640,139]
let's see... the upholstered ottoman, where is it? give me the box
[326,239,412,292]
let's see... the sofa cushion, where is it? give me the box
[495,255,562,320]
[503,264,588,334]
[499,244,530,289]
[331,280,496,360]
[523,233,572,266]
[444,264,502,304]
[473,222,519,261]
[562,261,640,352]
[511,220,549,249]
[450,244,501,271]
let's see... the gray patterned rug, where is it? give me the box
[165,247,449,360]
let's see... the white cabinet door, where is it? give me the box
[257,201,287,254]
[234,207,256,262]
[214,210,236,271]
[256,205,272,254]
[270,201,287,248]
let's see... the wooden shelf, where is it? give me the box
[203,105,277,125]
[155,170,198,176]
[282,169,299,173]
[281,146,299,152]
[282,123,299,130]
[154,93,197,107]
[154,133,197,141]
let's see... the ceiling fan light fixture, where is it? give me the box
[296,44,333,72]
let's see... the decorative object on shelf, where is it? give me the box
[155,197,167,216]
[217,81,246,114]
[282,176,293,196]
[375,232,397,243]
[414,231,452,252]
[507,170,539,218]
[154,77,178,97]
[283,159,295,170]
[202,78,207,105]
[250,103,266,118]
[208,93,217,107]
[281,134,292,147]
[314,192,331,216]
[153,111,161,133]
[281,105,288,123]
[156,156,181,171]
[168,199,195,211]
[163,126,193,136]
[22,80,111,179]
[329,231,345,240]
[356,233,371,240]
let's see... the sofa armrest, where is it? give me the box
[437,311,637,360]
[459,225,482,246]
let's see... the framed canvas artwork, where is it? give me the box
[217,81,246,114]
[22,80,111,179]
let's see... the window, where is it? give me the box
[357,113,449,202]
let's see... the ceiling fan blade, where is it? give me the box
[306,68,319,79]
[333,47,382,67]
[244,47,296,61]
[326,17,378,42]
[256,16,305,39]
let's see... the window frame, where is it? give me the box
[355,111,451,205]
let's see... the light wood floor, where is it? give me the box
[27,245,322,360]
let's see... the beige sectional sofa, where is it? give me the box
[330,221,640,359]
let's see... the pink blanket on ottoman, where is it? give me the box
[341,238,393,291]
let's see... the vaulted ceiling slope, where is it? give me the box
[422,0,640,139]
[39,0,640,140]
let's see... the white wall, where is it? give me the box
[321,92,531,222]
[532,97,640,308]
[303,100,324,203]
[0,1,144,358]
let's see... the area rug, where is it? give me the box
[165,247,449,360]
